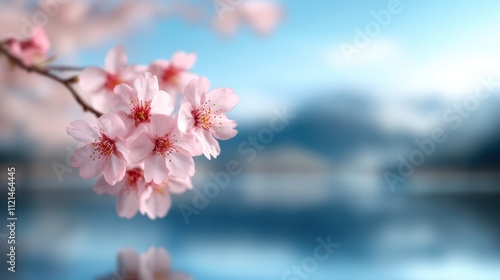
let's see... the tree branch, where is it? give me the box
[0,47,102,118]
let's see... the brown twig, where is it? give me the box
[45,65,85,72]
[0,47,102,118]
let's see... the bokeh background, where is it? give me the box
[1,0,500,279]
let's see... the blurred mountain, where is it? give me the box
[217,90,500,172]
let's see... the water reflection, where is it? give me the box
[97,247,193,280]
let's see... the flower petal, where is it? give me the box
[67,120,100,143]
[169,176,193,194]
[199,129,221,159]
[148,114,176,138]
[103,154,127,185]
[111,83,136,113]
[133,72,159,102]
[165,147,195,178]
[97,113,126,139]
[79,67,107,93]
[94,175,123,195]
[116,189,140,219]
[126,131,155,163]
[211,115,238,140]
[144,155,169,184]
[171,51,197,70]
[206,87,239,114]
[177,103,195,133]
[143,190,172,219]
[183,76,210,108]
[105,45,127,74]
[72,144,103,178]
[150,90,173,115]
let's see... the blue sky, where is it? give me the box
[76,0,500,118]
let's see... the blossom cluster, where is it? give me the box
[67,47,239,219]
[3,27,239,219]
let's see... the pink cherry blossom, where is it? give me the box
[106,247,191,280]
[126,114,196,183]
[139,247,172,280]
[94,167,148,219]
[149,51,198,104]
[178,76,239,159]
[140,176,192,220]
[213,0,283,36]
[111,72,173,129]
[79,46,144,110]
[67,113,128,185]
[6,27,50,66]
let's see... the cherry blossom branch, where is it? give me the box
[0,46,102,118]
[45,65,85,72]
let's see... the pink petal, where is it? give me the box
[206,87,239,114]
[116,189,140,219]
[199,129,221,159]
[105,45,127,74]
[148,114,176,138]
[115,111,137,138]
[144,155,169,184]
[241,1,283,36]
[97,113,126,139]
[213,9,241,36]
[121,64,147,85]
[141,248,171,274]
[79,67,107,93]
[93,175,123,195]
[126,131,155,163]
[111,83,136,113]
[118,249,140,274]
[133,72,159,102]
[67,120,100,143]
[165,147,195,178]
[183,76,210,108]
[143,190,172,219]
[31,27,50,54]
[173,127,201,156]
[103,154,127,185]
[171,52,197,70]
[169,176,193,194]
[72,144,103,178]
[178,72,199,92]
[150,90,173,115]
[211,115,238,140]
[177,103,195,134]
[139,187,153,215]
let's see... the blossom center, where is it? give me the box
[162,65,180,85]
[126,168,143,190]
[92,134,116,160]
[153,135,177,157]
[105,73,121,91]
[194,100,222,130]
[131,100,151,124]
